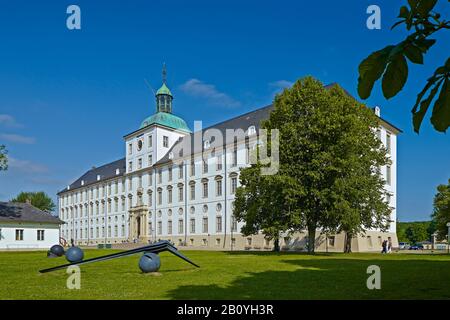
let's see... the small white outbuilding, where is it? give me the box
[0,202,63,250]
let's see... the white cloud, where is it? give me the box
[8,157,48,174]
[0,133,35,144]
[179,79,241,108]
[0,114,22,128]
[269,80,294,90]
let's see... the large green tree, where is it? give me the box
[358,0,449,133]
[0,145,7,171]
[405,223,429,244]
[261,77,391,253]
[234,164,294,252]
[11,191,56,213]
[431,179,450,240]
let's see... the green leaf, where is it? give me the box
[431,78,450,132]
[415,38,436,53]
[412,76,438,113]
[417,0,438,17]
[398,6,409,18]
[412,78,443,132]
[407,0,418,9]
[357,46,393,99]
[404,44,424,64]
[382,54,409,99]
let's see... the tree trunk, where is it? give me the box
[307,227,316,254]
[344,232,352,253]
[273,237,280,252]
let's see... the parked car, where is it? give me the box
[399,242,410,250]
[409,244,424,250]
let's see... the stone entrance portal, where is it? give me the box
[128,189,149,243]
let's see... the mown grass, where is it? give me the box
[0,250,449,299]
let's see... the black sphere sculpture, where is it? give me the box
[139,253,161,273]
[65,246,84,263]
[49,244,65,257]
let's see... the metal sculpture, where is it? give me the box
[39,240,199,273]
[139,252,161,273]
[47,244,65,257]
[65,246,84,263]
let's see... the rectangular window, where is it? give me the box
[168,220,172,235]
[202,217,208,233]
[190,185,195,200]
[231,216,237,232]
[203,159,208,173]
[168,166,173,181]
[231,177,237,194]
[148,135,153,148]
[386,133,391,154]
[216,154,222,171]
[203,182,208,198]
[148,155,153,167]
[216,216,222,232]
[158,221,162,235]
[216,180,222,196]
[168,189,173,204]
[158,191,162,205]
[386,165,391,185]
[190,219,196,233]
[148,222,152,236]
[128,161,133,172]
[37,230,45,241]
[163,136,169,148]
[178,164,183,179]
[178,186,184,202]
[138,158,142,169]
[138,175,142,188]
[190,158,195,176]
[232,138,238,167]
[121,225,125,237]
[128,143,132,155]
[158,170,162,184]
[328,236,335,247]
[178,219,184,234]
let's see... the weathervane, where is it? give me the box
[162,62,167,84]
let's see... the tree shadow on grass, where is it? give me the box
[165,258,450,300]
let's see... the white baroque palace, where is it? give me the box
[58,70,400,252]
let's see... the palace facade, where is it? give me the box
[58,70,400,252]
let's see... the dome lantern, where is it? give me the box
[156,63,173,113]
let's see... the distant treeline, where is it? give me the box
[397,221,436,244]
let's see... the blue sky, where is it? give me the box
[0,0,449,221]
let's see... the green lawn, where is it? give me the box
[1,250,449,299]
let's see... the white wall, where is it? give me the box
[0,223,60,250]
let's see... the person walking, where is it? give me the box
[381,239,387,254]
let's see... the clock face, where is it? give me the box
[137,139,143,151]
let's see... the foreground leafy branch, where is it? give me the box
[358,0,450,133]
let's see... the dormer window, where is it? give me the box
[163,136,169,148]
[248,126,256,136]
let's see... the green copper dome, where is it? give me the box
[140,112,191,133]
[156,83,172,96]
